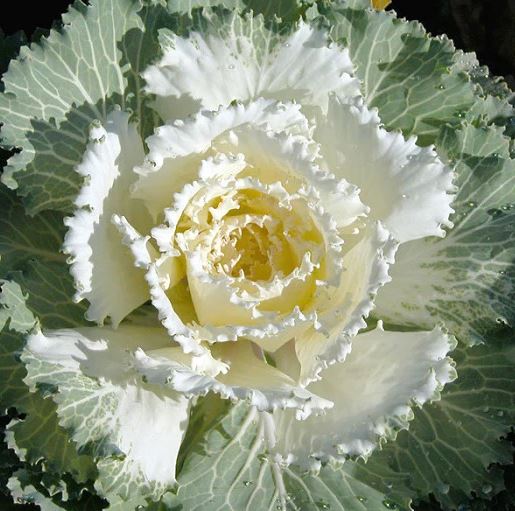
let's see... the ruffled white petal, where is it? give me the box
[231,126,368,229]
[274,324,457,468]
[23,326,190,496]
[132,99,310,220]
[134,340,332,420]
[172,172,346,351]
[63,111,152,326]
[315,96,455,243]
[112,215,200,356]
[143,16,359,121]
[295,222,398,385]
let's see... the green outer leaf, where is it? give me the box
[144,492,182,511]
[468,461,515,511]
[0,0,144,214]
[0,226,86,487]
[433,124,514,341]
[320,3,476,145]
[453,52,515,130]
[283,462,414,511]
[170,0,244,14]
[174,401,279,511]
[4,466,106,511]
[6,394,96,484]
[175,389,231,472]
[0,186,88,329]
[0,418,21,484]
[7,469,64,511]
[7,262,87,329]
[0,280,95,495]
[20,330,191,503]
[362,332,515,509]
[0,186,66,274]
[0,329,31,410]
[0,325,95,484]
[161,398,415,511]
[20,353,132,474]
[168,0,307,22]
[327,2,514,349]
[243,0,306,22]
[0,282,35,334]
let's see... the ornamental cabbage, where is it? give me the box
[0,1,513,510]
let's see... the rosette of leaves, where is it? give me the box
[0,0,513,510]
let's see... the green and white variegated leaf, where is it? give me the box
[169,0,305,21]
[7,262,87,329]
[173,401,279,511]
[0,326,95,483]
[0,329,31,411]
[375,122,515,344]
[467,69,515,128]
[5,466,105,510]
[162,397,414,511]
[0,189,95,487]
[169,0,244,14]
[450,50,515,128]
[0,0,135,213]
[282,462,413,511]
[244,0,311,22]
[5,394,96,484]
[0,280,94,488]
[0,186,87,328]
[7,469,65,511]
[244,0,303,21]
[0,0,169,214]
[319,1,476,145]
[0,281,35,334]
[142,9,359,124]
[362,332,515,509]
[19,357,169,502]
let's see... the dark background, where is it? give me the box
[0,1,514,510]
[394,0,515,87]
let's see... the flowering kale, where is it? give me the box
[0,1,513,510]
